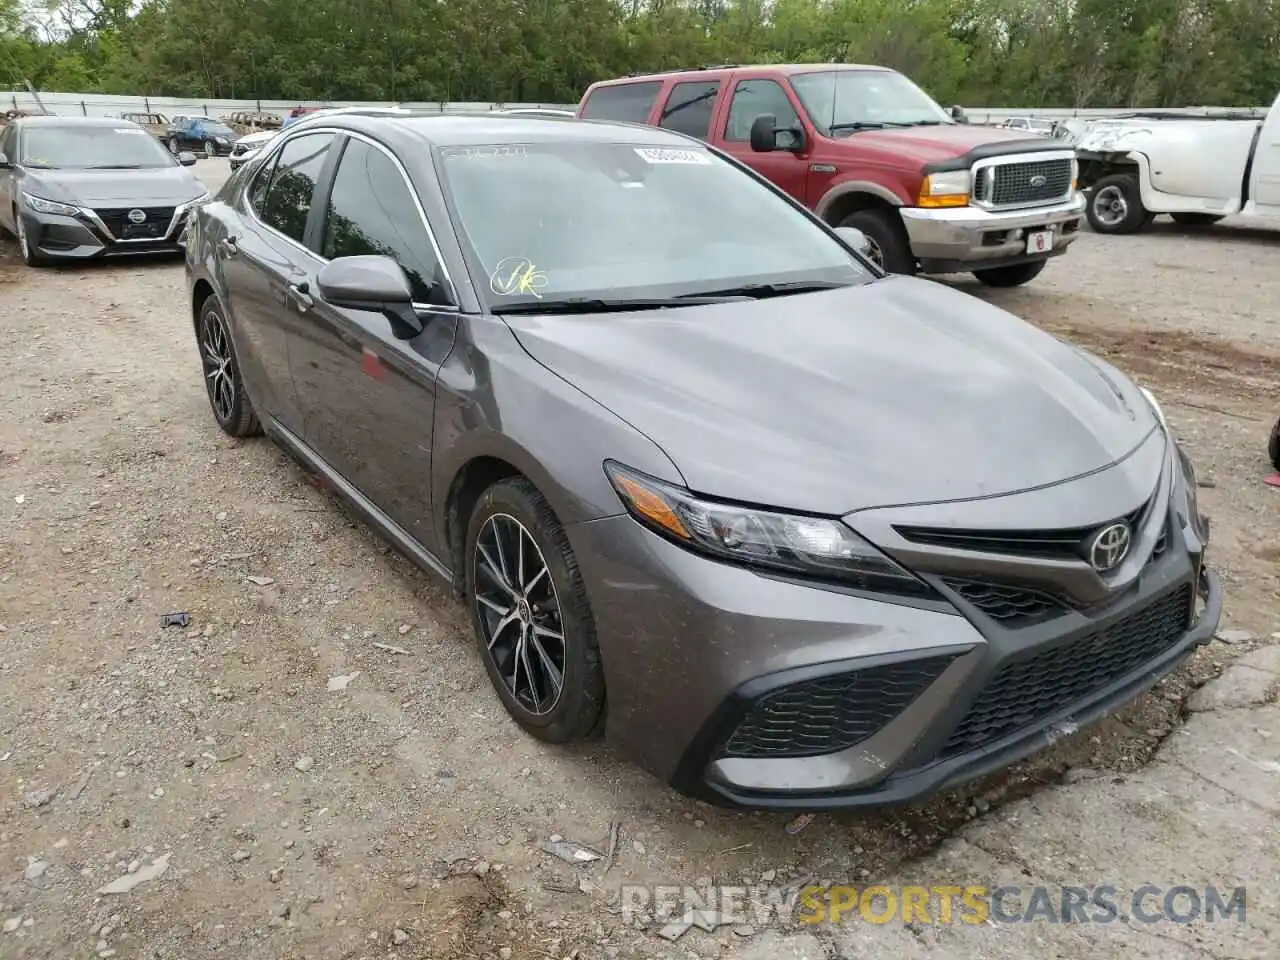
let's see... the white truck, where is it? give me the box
[1074,93,1280,234]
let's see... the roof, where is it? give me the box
[591,63,892,86]
[289,110,698,149]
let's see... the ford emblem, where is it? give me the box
[127,209,147,224]
[1029,174,1047,188]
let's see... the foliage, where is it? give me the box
[1,0,1277,107]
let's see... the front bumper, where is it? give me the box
[17,205,192,262]
[569,451,1220,810]
[900,193,1086,274]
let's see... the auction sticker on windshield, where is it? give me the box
[633,147,711,165]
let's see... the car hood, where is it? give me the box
[236,131,277,147]
[505,277,1158,514]
[831,124,1053,165]
[23,167,206,207]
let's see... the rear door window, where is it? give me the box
[258,132,335,244]
[579,82,663,124]
[658,81,721,140]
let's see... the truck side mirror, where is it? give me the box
[749,114,805,153]
[951,105,970,124]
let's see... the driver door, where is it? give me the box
[288,134,459,550]
[0,125,16,232]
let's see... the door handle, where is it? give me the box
[217,236,238,258]
[287,282,314,311]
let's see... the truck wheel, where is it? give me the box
[1171,213,1224,227]
[972,260,1047,288]
[1086,174,1152,234]
[838,209,915,275]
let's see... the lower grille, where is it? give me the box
[988,158,1073,207]
[943,579,1065,626]
[724,654,958,759]
[939,585,1192,759]
[94,207,175,240]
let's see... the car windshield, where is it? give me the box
[790,70,953,135]
[19,124,175,169]
[437,140,873,308]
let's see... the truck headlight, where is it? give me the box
[917,170,970,208]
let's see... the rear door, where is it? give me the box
[221,130,338,435]
[713,75,811,204]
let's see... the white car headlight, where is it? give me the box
[22,193,80,217]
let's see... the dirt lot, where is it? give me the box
[1,160,1277,960]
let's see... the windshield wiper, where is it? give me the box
[678,279,854,300]
[493,295,741,315]
[827,120,917,132]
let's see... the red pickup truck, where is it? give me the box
[576,64,1085,287]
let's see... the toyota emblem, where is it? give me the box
[1029,174,1048,188]
[127,209,147,224]
[1089,522,1132,572]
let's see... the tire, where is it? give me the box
[1086,174,1152,234]
[1269,415,1280,472]
[197,295,262,438]
[465,477,605,744]
[14,207,49,267]
[972,259,1047,288]
[167,136,180,155]
[203,140,216,158]
[1171,213,1224,227]
[838,208,915,275]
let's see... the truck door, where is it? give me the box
[1247,94,1280,215]
[714,76,812,205]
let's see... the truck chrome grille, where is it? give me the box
[977,157,1073,208]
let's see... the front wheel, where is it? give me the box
[972,260,1047,288]
[14,209,49,267]
[203,140,216,158]
[1086,174,1153,234]
[198,296,262,437]
[465,478,605,744]
[1171,213,1224,227]
[837,208,916,275]
[167,136,180,155]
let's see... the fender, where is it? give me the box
[814,179,906,221]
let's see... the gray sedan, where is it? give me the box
[0,116,209,266]
[184,110,1221,809]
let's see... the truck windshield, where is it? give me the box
[791,70,953,136]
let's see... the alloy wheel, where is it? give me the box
[168,137,179,155]
[204,141,216,158]
[15,214,30,262]
[472,513,567,716]
[199,306,237,423]
[1092,185,1128,228]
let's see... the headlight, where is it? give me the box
[917,170,970,208]
[22,193,79,217]
[604,462,937,598]
[1140,387,1167,432]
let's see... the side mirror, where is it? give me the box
[317,255,425,340]
[835,226,873,258]
[950,105,969,124]
[749,114,804,153]
[178,151,198,166]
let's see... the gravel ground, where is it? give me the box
[1,160,1277,959]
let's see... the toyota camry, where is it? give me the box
[184,109,1221,809]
